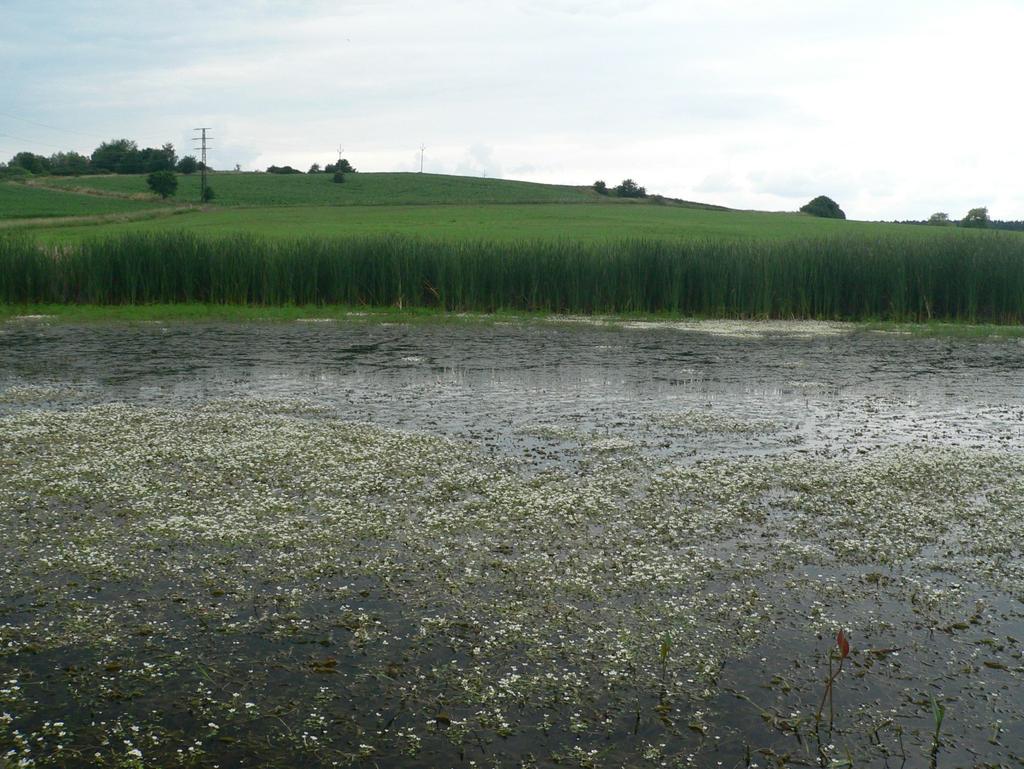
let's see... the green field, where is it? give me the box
[31,171,604,207]
[9,171,1010,246]
[0,182,166,220]
[25,201,964,244]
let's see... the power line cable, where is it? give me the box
[0,110,110,141]
[0,110,183,151]
[0,131,68,151]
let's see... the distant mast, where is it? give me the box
[419,144,426,174]
[193,127,212,202]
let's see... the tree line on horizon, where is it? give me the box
[889,208,1024,232]
[0,139,209,180]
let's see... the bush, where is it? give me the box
[800,196,846,219]
[266,165,303,175]
[201,185,215,202]
[614,179,646,198]
[0,164,33,181]
[332,172,345,184]
[325,159,356,174]
[593,180,608,195]
[177,156,199,175]
[146,170,178,199]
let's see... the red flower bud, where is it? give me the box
[836,629,850,659]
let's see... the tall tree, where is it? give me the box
[9,152,50,175]
[90,139,139,173]
[961,207,990,228]
[48,151,91,175]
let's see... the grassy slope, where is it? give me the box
[32,171,602,207]
[27,202,968,244]
[0,182,164,219]
[16,171,1020,245]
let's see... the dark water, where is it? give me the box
[4,320,1023,460]
[1,318,1023,768]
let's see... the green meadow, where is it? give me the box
[21,202,960,244]
[0,181,165,219]
[2,171,1001,244]
[27,171,602,207]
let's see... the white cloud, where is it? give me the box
[2,0,1022,219]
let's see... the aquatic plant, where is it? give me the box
[816,629,850,730]
[2,229,1024,322]
[930,693,946,766]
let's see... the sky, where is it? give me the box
[2,0,1022,220]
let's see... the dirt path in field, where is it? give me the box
[0,204,201,230]
[22,175,158,201]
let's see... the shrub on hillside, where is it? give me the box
[332,172,345,184]
[614,179,646,198]
[266,165,303,174]
[593,180,608,195]
[800,196,846,219]
[146,170,178,199]
[177,156,199,175]
[0,164,33,180]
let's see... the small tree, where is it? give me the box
[176,155,199,174]
[325,159,355,174]
[146,170,177,199]
[961,207,990,228]
[927,212,951,226]
[201,185,215,202]
[614,178,646,198]
[593,180,608,195]
[800,195,846,219]
[332,172,345,184]
[308,163,321,174]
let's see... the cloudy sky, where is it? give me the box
[3,0,1022,219]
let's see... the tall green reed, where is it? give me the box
[2,231,1023,322]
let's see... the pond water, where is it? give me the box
[1,318,1022,768]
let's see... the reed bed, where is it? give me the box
[2,231,1024,322]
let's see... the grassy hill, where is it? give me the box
[29,172,608,207]
[0,182,165,219]
[26,201,971,245]
[6,170,1003,245]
